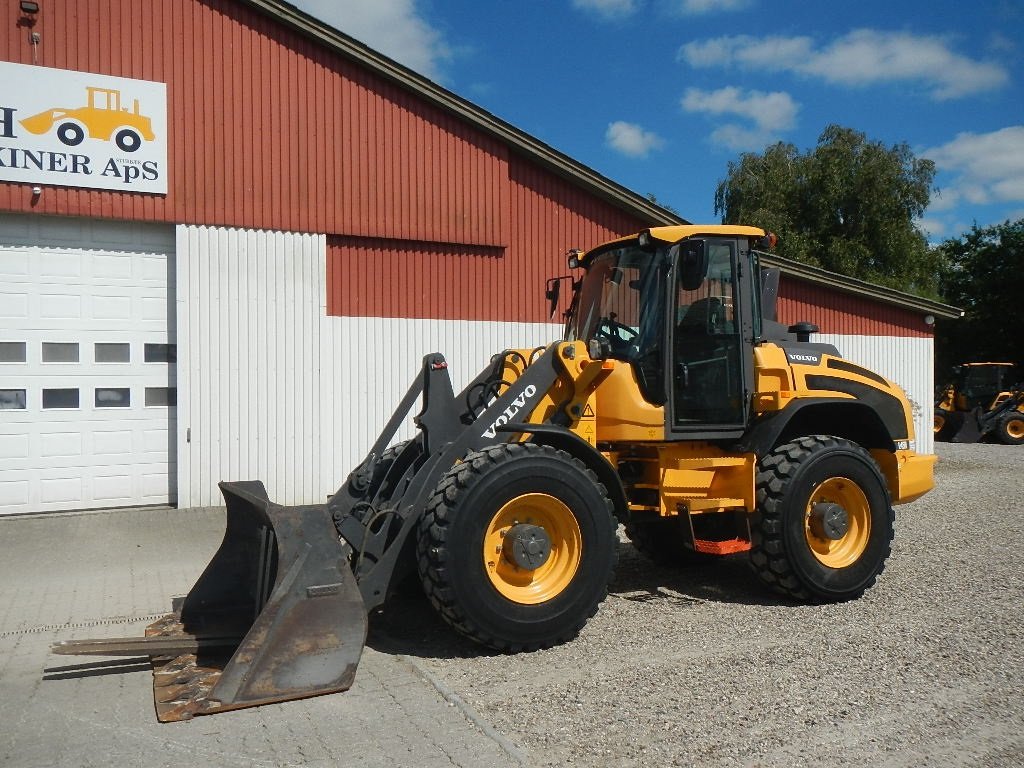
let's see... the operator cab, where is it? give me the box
[564,227,769,440]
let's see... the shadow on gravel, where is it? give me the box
[609,544,795,608]
[366,583,490,662]
[366,541,796,661]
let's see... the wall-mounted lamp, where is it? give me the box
[20,1,40,13]
[924,314,935,326]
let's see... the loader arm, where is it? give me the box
[331,346,568,610]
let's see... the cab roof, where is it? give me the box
[583,225,768,261]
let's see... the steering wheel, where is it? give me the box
[594,317,639,353]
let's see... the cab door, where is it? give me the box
[667,237,754,438]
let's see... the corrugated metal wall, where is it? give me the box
[326,155,650,322]
[0,0,514,246]
[178,224,562,507]
[816,333,934,454]
[176,225,326,505]
[777,281,931,339]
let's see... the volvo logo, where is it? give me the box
[786,351,821,365]
[481,385,538,439]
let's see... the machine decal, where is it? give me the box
[482,384,538,438]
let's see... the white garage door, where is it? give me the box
[0,214,176,515]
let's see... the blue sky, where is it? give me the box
[292,0,1024,243]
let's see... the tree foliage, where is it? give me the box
[935,219,1024,374]
[714,125,942,295]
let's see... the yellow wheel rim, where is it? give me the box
[1007,416,1024,440]
[804,478,871,568]
[483,493,581,605]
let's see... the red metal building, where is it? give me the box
[0,0,957,515]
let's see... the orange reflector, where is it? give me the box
[693,537,751,555]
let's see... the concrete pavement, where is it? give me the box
[0,506,526,768]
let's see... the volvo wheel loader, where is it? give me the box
[934,362,1024,445]
[53,225,936,721]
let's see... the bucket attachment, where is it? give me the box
[52,481,367,721]
[950,407,985,443]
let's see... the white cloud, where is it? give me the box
[680,30,1008,100]
[605,121,665,157]
[292,0,451,81]
[681,86,798,150]
[675,0,753,15]
[572,0,638,19]
[924,126,1024,207]
[916,217,947,238]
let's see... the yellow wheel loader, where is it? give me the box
[53,225,936,721]
[934,362,1024,445]
[20,87,155,152]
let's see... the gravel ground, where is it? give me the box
[370,442,1024,767]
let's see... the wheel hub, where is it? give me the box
[809,502,849,540]
[502,523,552,570]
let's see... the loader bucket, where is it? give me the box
[950,407,985,443]
[131,481,365,721]
[19,109,59,135]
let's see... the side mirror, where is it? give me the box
[545,277,561,319]
[677,240,708,291]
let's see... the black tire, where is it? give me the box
[624,517,714,567]
[996,410,1024,446]
[750,436,894,602]
[56,122,85,146]
[416,443,617,651]
[114,128,142,152]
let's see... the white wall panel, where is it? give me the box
[318,317,563,494]
[178,224,562,507]
[818,333,935,455]
[177,226,325,506]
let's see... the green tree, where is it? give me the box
[714,125,942,295]
[935,219,1024,375]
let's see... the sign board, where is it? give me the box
[0,62,167,194]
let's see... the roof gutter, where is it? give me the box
[756,251,963,319]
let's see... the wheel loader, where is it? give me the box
[934,362,1024,445]
[53,225,936,721]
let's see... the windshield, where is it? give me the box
[567,243,667,364]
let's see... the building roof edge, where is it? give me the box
[756,251,963,319]
[239,0,687,228]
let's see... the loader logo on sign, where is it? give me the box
[0,62,167,194]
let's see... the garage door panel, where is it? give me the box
[39,294,83,320]
[0,249,30,275]
[0,479,30,507]
[39,432,83,458]
[0,292,29,318]
[40,476,84,505]
[0,213,176,515]
[0,433,29,460]
[93,429,134,456]
[93,474,133,503]
[42,252,83,277]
